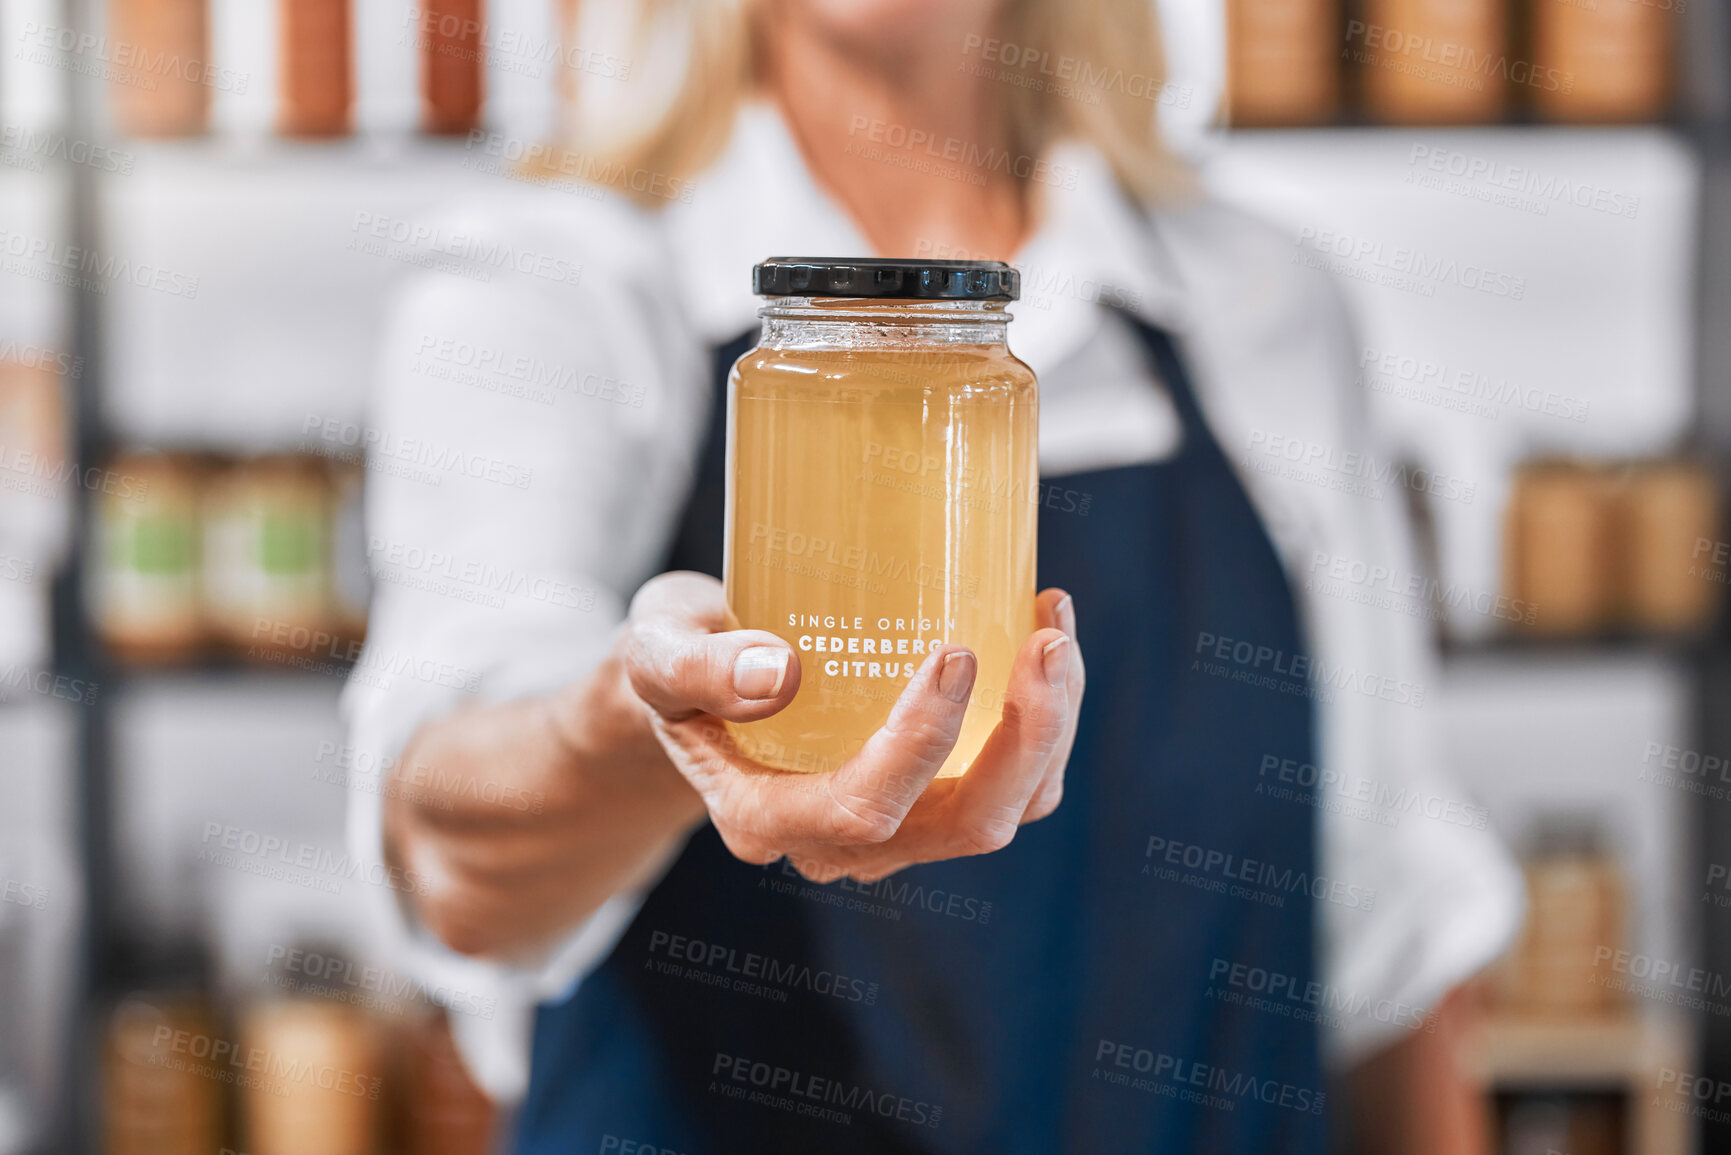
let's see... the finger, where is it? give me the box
[785,594,1082,874]
[628,570,730,630]
[922,623,1071,855]
[784,852,850,885]
[729,646,974,855]
[654,647,973,865]
[624,574,802,723]
[1024,589,1083,823]
[816,644,977,840]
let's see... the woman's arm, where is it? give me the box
[384,572,1083,963]
[1347,984,1489,1155]
[382,637,705,961]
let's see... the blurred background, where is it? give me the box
[0,0,1728,1152]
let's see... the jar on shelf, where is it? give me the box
[1531,0,1671,123]
[1357,0,1507,124]
[420,0,486,136]
[90,453,206,663]
[1503,461,1615,636]
[1226,0,1341,126]
[401,1009,495,1155]
[1619,461,1719,634]
[725,258,1037,778]
[104,996,222,1155]
[201,456,333,658]
[279,0,353,137]
[108,0,211,137]
[240,1001,382,1155]
[1500,817,1626,1016]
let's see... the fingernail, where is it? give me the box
[938,651,976,702]
[1056,593,1075,633]
[1042,636,1070,687]
[734,646,789,700]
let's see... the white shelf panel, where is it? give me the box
[110,673,351,929]
[1207,126,1698,460]
[96,140,535,449]
[1205,127,1701,641]
[1436,651,1695,980]
[0,163,73,351]
[0,700,80,1147]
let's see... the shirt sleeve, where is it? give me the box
[337,195,710,1102]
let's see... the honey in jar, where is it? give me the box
[725,259,1037,778]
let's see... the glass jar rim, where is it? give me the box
[758,296,1010,324]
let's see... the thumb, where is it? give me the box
[624,573,801,722]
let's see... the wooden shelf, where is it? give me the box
[1466,1013,1693,1155]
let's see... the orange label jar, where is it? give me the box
[1227,0,1341,126]
[1531,0,1671,123]
[419,0,486,135]
[108,0,211,137]
[725,259,1038,777]
[1357,0,1508,124]
[279,0,353,137]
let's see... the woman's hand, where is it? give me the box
[622,572,1084,883]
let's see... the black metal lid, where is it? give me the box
[753,257,1019,301]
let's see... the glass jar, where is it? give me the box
[725,259,1038,778]
[109,0,211,138]
[1358,0,1507,124]
[1531,0,1670,124]
[1226,0,1341,127]
[92,452,206,662]
[420,0,486,136]
[201,455,332,654]
[278,0,353,137]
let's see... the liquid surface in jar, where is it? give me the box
[725,343,1038,778]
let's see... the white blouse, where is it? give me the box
[341,100,1523,1098]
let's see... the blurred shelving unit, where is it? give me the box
[1466,1013,1692,1155]
[17,1,560,1153]
[3,0,1729,1152]
[1204,2,1731,1153]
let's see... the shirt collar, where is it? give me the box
[661,100,1188,379]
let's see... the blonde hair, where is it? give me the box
[546,0,1191,208]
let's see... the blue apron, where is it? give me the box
[516,318,1327,1153]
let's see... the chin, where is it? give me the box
[791,0,1005,54]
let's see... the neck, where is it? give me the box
[759,4,1031,262]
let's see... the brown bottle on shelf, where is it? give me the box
[1531,0,1671,123]
[1226,0,1341,126]
[402,1009,495,1155]
[109,0,211,137]
[421,0,486,135]
[104,997,223,1155]
[241,1001,383,1155]
[91,453,207,663]
[279,0,353,137]
[1620,461,1720,634]
[1503,461,1614,636]
[1358,0,1507,124]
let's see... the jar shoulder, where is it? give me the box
[732,344,1036,398]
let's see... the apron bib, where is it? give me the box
[516,319,1327,1154]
